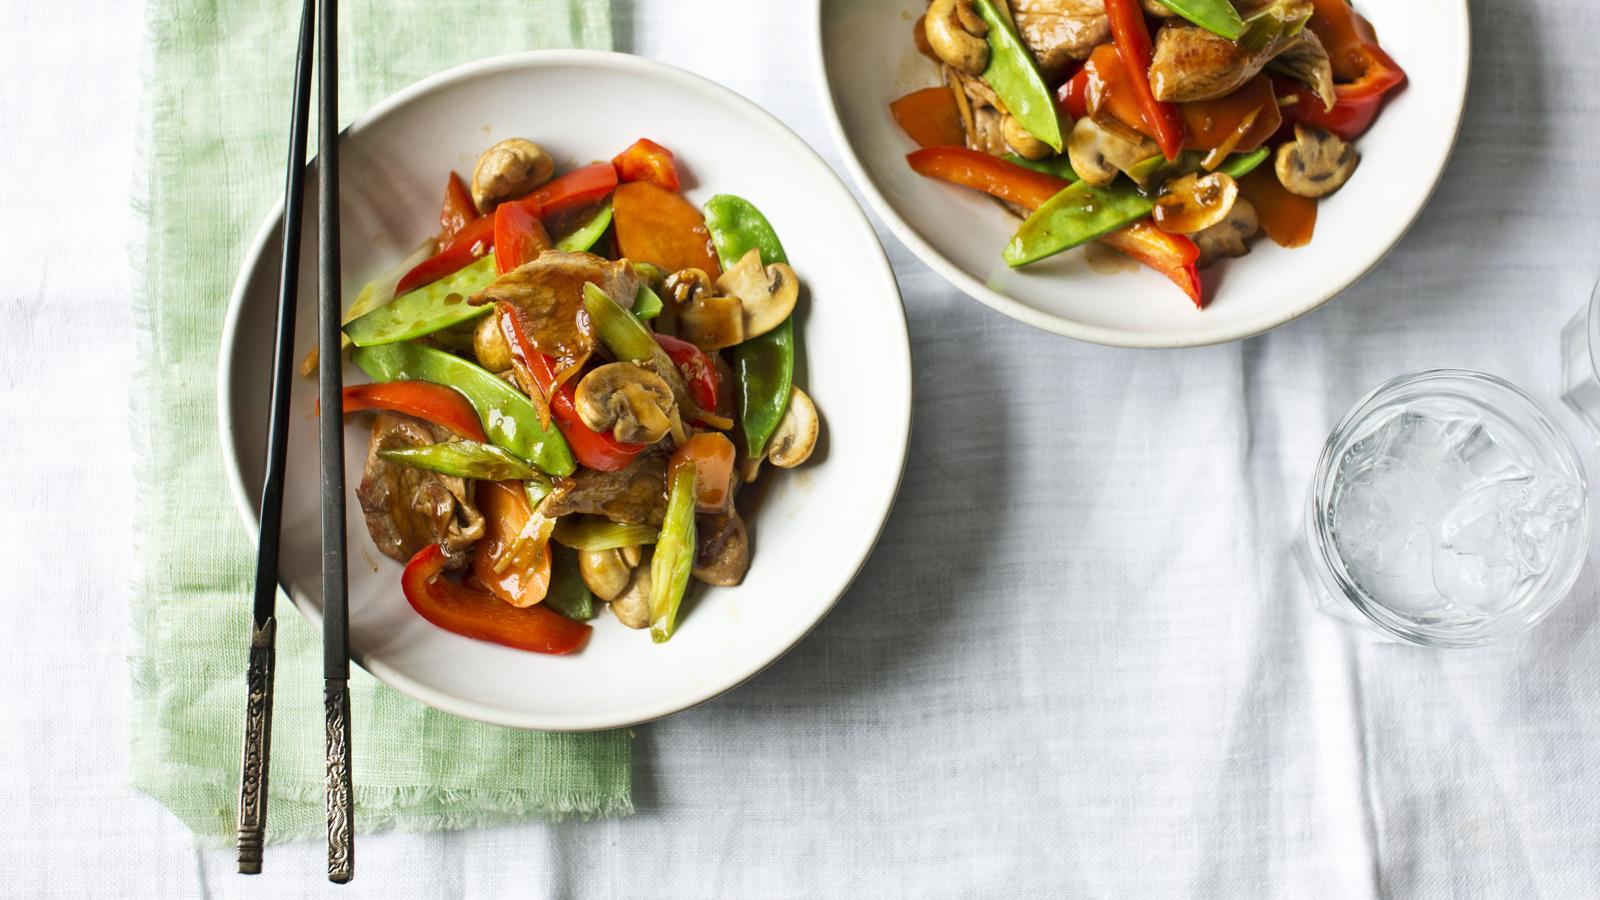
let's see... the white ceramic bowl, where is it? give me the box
[816,0,1470,347]
[219,51,911,731]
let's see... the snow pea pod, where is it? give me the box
[351,342,575,477]
[703,194,793,459]
[1002,152,1078,181]
[632,283,664,321]
[554,199,613,253]
[544,546,597,622]
[1152,0,1246,40]
[1004,148,1269,267]
[379,440,548,483]
[973,0,1064,153]
[343,254,497,347]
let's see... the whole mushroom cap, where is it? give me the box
[471,138,555,213]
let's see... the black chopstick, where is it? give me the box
[316,0,356,884]
[236,0,316,875]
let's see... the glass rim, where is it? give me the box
[1307,368,1590,648]
[1587,273,1600,385]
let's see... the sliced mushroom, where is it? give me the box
[714,249,800,341]
[470,138,554,213]
[609,561,651,629]
[1002,114,1052,160]
[925,0,990,76]
[676,293,746,351]
[971,105,1010,157]
[1067,116,1159,187]
[663,267,713,306]
[1275,124,1357,198]
[472,313,512,373]
[767,386,818,468]
[574,363,677,445]
[1153,171,1239,235]
[577,545,642,602]
[693,510,750,587]
[1192,197,1259,267]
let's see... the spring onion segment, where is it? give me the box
[648,465,697,643]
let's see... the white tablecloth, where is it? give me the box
[6,0,1600,896]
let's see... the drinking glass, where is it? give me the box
[1561,275,1600,437]
[1300,370,1589,647]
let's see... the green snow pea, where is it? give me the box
[1152,0,1246,40]
[1004,148,1270,267]
[544,546,596,622]
[703,194,793,459]
[379,440,549,483]
[351,342,575,477]
[554,199,613,253]
[973,0,1064,153]
[632,283,664,321]
[343,254,497,347]
[1004,153,1078,181]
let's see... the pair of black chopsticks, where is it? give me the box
[236,0,354,883]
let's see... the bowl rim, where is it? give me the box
[810,0,1473,349]
[216,48,913,731]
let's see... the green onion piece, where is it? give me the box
[648,465,697,643]
[552,516,659,552]
[582,281,657,362]
[378,440,551,483]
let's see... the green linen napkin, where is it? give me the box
[132,0,628,843]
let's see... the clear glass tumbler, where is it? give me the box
[1561,275,1600,437]
[1300,369,1590,648]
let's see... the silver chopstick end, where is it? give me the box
[324,679,354,883]
[236,617,276,874]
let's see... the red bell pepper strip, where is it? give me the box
[1059,66,1091,120]
[440,171,477,243]
[652,333,719,417]
[395,215,495,295]
[1104,0,1186,160]
[906,147,1072,211]
[497,305,646,472]
[341,381,488,442]
[1280,0,1406,140]
[612,139,681,192]
[1098,221,1203,308]
[401,543,589,655]
[529,163,620,219]
[890,86,969,149]
[493,196,551,274]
